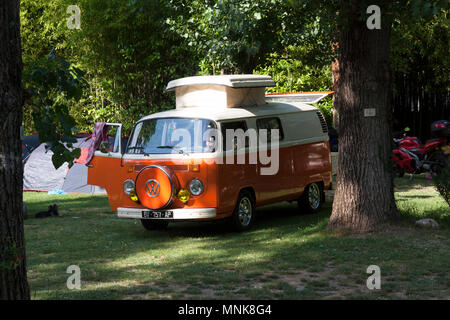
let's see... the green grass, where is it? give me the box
[24,175,450,300]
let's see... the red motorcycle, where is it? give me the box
[392,120,449,177]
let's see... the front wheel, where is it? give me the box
[298,182,324,214]
[231,191,255,232]
[141,219,169,231]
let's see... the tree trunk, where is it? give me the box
[328,1,399,232]
[0,0,30,299]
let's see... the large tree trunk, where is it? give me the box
[328,1,399,232]
[0,0,30,299]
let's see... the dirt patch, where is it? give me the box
[120,264,378,300]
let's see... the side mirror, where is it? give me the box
[206,136,216,152]
[99,141,110,153]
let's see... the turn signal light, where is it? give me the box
[189,164,200,172]
[177,189,190,203]
[129,189,139,202]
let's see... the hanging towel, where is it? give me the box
[85,122,110,165]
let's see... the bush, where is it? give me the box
[426,168,450,206]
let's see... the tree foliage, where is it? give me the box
[167,0,287,74]
[391,10,449,93]
[23,51,85,169]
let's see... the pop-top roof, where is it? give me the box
[166,75,276,109]
[166,75,275,91]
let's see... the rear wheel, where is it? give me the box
[298,182,324,214]
[231,190,255,232]
[141,219,169,231]
[429,151,449,175]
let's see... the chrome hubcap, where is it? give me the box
[238,197,252,226]
[308,184,321,209]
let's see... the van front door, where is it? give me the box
[87,123,126,200]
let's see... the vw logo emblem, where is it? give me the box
[145,179,160,198]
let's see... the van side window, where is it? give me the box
[221,121,248,151]
[256,117,284,141]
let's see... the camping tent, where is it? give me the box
[23,134,106,194]
[22,133,40,164]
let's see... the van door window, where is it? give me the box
[94,123,122,155]
[256,117,284,141]
[108,126,121,153]
[221,121,248,151]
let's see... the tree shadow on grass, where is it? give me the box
[393,176,434,191]
[396,195,435,199]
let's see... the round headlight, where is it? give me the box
[123,179,135,195]
[189,179,204,196]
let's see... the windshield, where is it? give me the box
[126,118,218,154]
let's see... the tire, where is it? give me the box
[298,182,324,214]
[429,151,449,175]
[140,219,169,231]
[231,190,255,232]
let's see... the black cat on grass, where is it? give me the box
[35,203,59,218]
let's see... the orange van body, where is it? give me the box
[88,141,332,219]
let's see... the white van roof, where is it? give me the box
[166,75,275,91]
[139,101,318,122]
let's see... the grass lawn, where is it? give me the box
[24,175,450,300]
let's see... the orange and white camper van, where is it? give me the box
[87,75,332,231]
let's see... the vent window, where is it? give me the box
[316,111,328,133]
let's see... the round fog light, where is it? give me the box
[129,189,139,202]
[178,189,190,203]
[189,179,204,196]
[123,179,135,195]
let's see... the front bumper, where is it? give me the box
[117,207,216,220]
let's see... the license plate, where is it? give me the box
[442,145,450,155]
[142,211,173,219]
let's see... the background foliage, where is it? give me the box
[21,0,448,140]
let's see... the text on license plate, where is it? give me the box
[442,145,450,155]
[142,211,173,219]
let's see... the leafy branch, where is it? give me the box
[23,50,87,169]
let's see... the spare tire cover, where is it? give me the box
[135,165,178,210]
